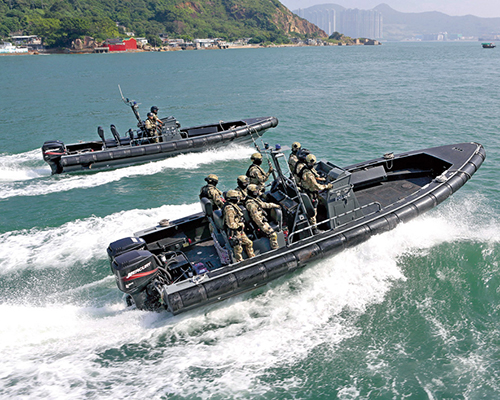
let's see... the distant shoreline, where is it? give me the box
[1,41,385,56]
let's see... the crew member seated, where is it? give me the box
[245,184,281,250]
[199,174,225,210]
[223,190,255,262]
[298,154,333,234]
[234,175,249,204]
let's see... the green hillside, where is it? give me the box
[0,0,325,46]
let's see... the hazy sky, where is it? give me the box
[280,0,500,18]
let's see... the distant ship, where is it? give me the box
[481,42,496,48]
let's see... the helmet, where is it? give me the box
[226,190,240,202]
[251,152,262,161]
[147,112,154,118]
[237,175,249,188]
[305,154,316,164]
[205,174,218,184]
[247,184,260,197]
[292,142,301,151]
[151,106,158,113]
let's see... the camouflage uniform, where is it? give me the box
[288,152,299,172]
[144,118,159,143]
[294,162,323,188]
[300,168,332,226]
[223,203,255,262]
[234,186,248,204]
[247,163,272,191]
[199,184,225,210]
[245,197,280,249]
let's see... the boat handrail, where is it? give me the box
[286,201,383,244]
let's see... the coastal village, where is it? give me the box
[1,34,381,55]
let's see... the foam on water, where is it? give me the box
[0,203,201,274]
[0,144,253,199]
[0,149,51,182]
[0,195,498,398]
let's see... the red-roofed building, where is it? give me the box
[104,37,137,52]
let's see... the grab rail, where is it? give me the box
[286,201,383,244]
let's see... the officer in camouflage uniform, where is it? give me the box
[234,175,249,204]
[199,174,225,210]
[245,184,281,250]
[294,150,325,188]
[288,142,301,172]
[299,154,333,232]
[144,112,159,143]
[150,106,163,134]
[246,152,274,192]
[223,190,255,262]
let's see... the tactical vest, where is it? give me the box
[199,184,211,199]
[295,162,307,180]
[246,164,257,178]
[223,202,244,227]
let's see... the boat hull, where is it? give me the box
[42,116,278,174]
[108,142,485,315]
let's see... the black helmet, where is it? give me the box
[147,112,154,118]
[151,106,158,113]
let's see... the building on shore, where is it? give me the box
[295,7,383,39]
[103,37,137,52]
[0,42,29,54]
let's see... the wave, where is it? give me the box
[0,196,498,398]
[0,149,51,182]
[0,203,201,275]
[0,144,254,199]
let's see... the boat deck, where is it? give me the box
[355,175,433,208]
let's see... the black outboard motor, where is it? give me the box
[112,250,158,295]
[42,140,66,174]
[107,236,146,261]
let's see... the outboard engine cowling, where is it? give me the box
[112,250,158,295]
[42,140,66,174]
[42,140,66,162]
[107,236,146,261]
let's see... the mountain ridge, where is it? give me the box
[294,3,500,40]
[0,0,326,46]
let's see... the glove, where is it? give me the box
[326,183,333,190]
[273,204,281,209]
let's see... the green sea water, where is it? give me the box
[0,42,499,399]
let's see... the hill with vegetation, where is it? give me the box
[0,0,326,47]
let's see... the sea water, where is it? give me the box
[0,42,499,399]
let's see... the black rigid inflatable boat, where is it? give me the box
[42,116,278,174]
[107,142,485,315]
